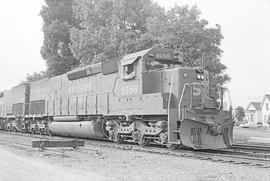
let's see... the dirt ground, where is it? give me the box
[1,140,270,181]
[0,147,96,181]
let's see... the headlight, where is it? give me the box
[197,74,204,80]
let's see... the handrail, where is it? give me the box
[178,83,188,119]
[167,68,175,111]
[112,76,119,95]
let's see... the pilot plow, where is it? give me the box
[179,118,234,150]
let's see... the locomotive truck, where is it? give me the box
[0,47,234,149]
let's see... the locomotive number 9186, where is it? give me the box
[155,52,172,60]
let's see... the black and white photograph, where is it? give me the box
[0,0,270,180]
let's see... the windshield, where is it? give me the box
[145,60,178,71]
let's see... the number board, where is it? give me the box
[154,52,173,60]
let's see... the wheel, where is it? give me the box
[138,134,150,147]
[113,133,124,144]
[166,143,179,150]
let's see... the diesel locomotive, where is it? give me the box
[0,47,234,149]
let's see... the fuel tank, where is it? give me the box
[49,120,105,139]
[53,116,81,122]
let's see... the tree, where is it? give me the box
[40,0,79,76]
[69,0,163,65]
[70,2,229,89]
[234,106,245,125]
[144,5,229,91]
[39,1,230,90]
[18,71,47,85]
[25,71,47,83]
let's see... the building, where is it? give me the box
[261,94,270,126]
[246,102,262,126]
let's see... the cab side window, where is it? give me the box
[123,63,136,80]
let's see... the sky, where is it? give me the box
[0,0,269,108]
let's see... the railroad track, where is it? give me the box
[1,130,270,168]
[83,140,270,168]
[232,144,270,154]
